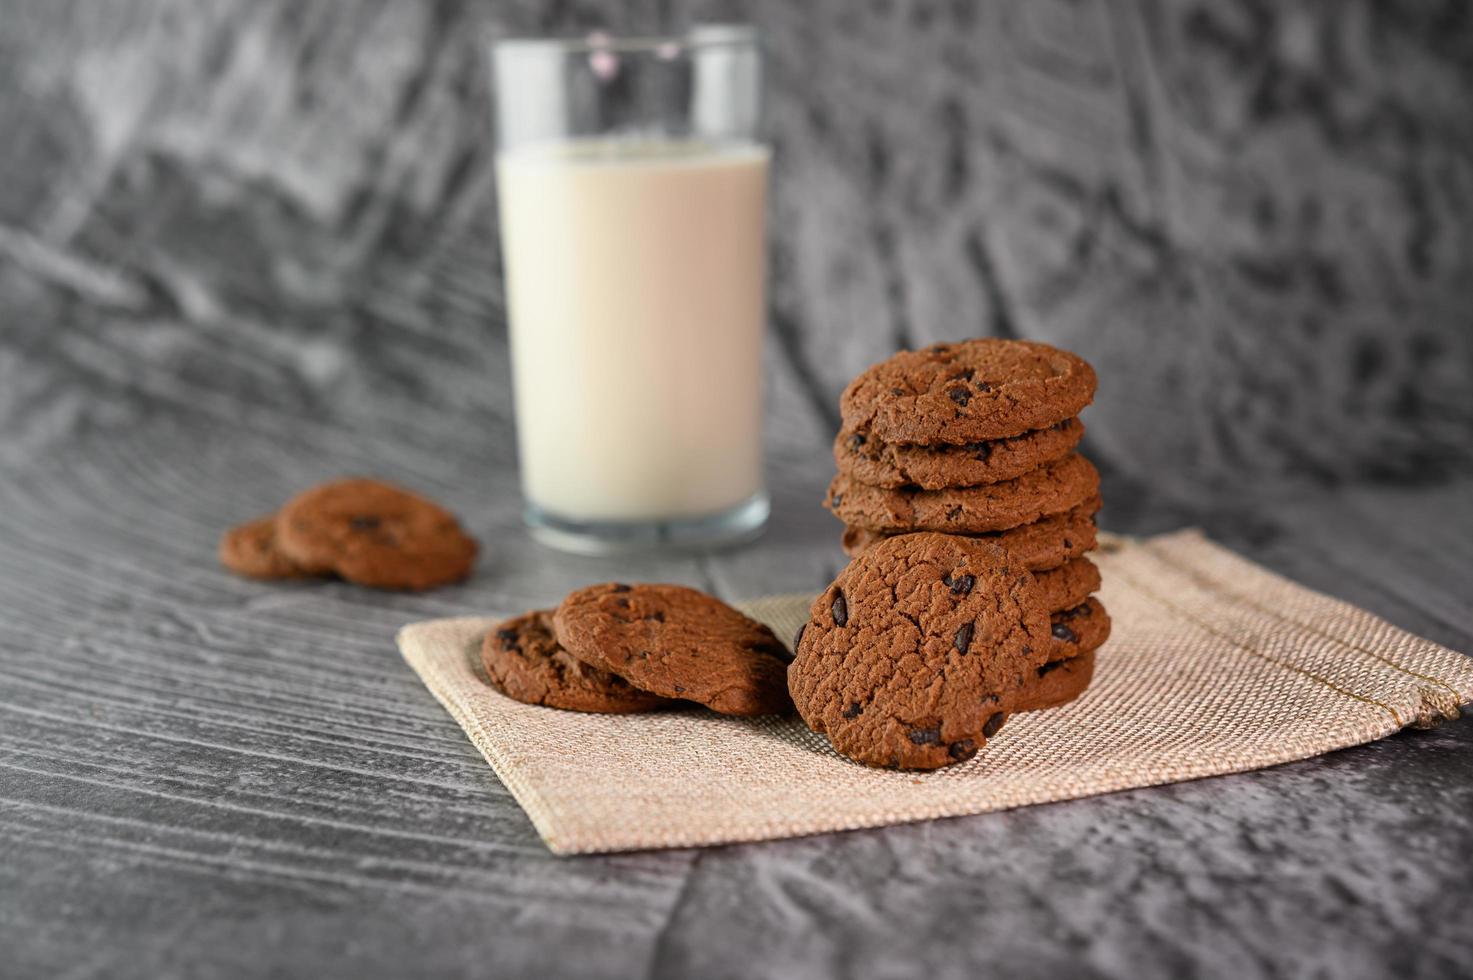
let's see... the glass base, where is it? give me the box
[524,492,770,556]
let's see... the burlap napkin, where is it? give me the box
[397,530,1472,854]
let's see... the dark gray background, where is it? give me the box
[2,1,1472,978]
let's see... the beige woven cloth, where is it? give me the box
[398,529,1473,855]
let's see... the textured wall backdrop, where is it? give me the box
[2,0,1471,496]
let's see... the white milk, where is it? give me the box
[497,140,768,522]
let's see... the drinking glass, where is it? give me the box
[492,26,768,554]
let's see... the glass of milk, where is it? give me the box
[492,27,769,554]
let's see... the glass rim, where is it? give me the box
[491,25,756,54]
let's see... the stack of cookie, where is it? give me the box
[824,339,1110,714]
[482,583,793,716]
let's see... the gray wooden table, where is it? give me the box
[3,319,1472,978]
[4,1,1473,976]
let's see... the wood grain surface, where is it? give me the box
[2,1,1472,978]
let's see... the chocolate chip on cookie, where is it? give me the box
[552,583,793,716]
[841,496,1101,568]
[838,541,1102,641]
[1047,597,1112,660]
[835,417,1085,490]
[219,514,312,580]
[275,478,478,591]
[789,533,1052,770]
[840,339,1097,445]
[481,610,672,714]
[827,453,1099,535]
[1013,650,1097,713]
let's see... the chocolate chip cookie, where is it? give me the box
[835,418,1084,490]
[841,496,1101,567]
[1034,556,1101,613]
[827,453,1099,535]
[276,478,478,591]
[1047,597,1112,661]
[840,339,1097,445]
[219,514,312,580]
[1014,650,1096,713]
[552,583,793,716]
[481,610,672,714]
[788,532,1052,770]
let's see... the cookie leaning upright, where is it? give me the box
[552,583,793,716]
[789,533,1052,770]
[275,478,478,590]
